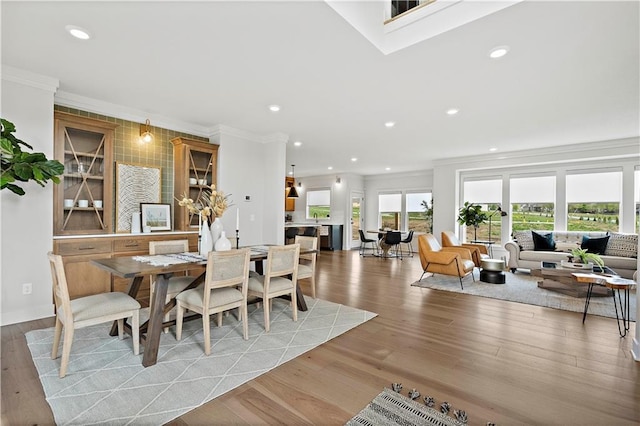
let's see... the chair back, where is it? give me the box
[384,231,402,245]
[294,235,317,261]
[441,231,461,247]
[149,239,189,255]
[202,249,251,308]
[48,252,73,324]
[265,244,300,279]
[358,229,368,242]
[285,227,299,239]
[404,230,414,243]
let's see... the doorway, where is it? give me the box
[351,192,364,249]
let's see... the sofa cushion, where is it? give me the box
[532,231,555,251]
[605,232,638,258]
[512,231,534,250]
[555,241,580,252]
[520,250,569,263]
[581,235,610,255]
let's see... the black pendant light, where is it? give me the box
[287,164,299,198]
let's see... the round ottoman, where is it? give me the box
[480,259,506,284]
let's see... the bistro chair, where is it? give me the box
[358,229,379,257]
[175,249,251,355]
[295,235,318,298]
[48,252,140,378]
[285,227,299,244]
[247,244,300,332]
[400,230,415,257]
[149,239,198,332]
[383,231,403,259]
[417,234,475,289]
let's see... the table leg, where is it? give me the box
[582,283,594,324]
[142,273,171,367]
[612,287,631,338]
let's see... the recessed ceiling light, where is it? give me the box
[288,170,293,175]
[351,157,358,162]
[489,147,497,152]
[385,167,391,171]
[268,104,281,112]
[489,46,509,59]
[327,166,333,170]
[446,108,459,115]
[65,25,91,40]
[385,121,395,128]
[293,141,302,147]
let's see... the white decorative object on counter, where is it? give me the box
[214,231,232,251]
[210,217,223,248]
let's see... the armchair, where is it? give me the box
[417,234,476,289]
[441,231,489,267]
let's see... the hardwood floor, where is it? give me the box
[2,250,638,425]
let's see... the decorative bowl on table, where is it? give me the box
[560,260,593,270]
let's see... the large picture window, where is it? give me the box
[379,193,401,229]
[306,189,331,220]
[511,175,555,232]
[406,191,432,233]
[566,171,621,232]
[462,179,501,242]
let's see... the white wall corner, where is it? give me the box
[1,303,53,326]
[1,65,59,93]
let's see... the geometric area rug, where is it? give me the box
[25,298,377,425]
[412,271,636,322]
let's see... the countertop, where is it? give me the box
[284,222,342,227]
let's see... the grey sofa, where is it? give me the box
[505,231,638,279]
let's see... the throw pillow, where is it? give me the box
[512,231,534,250]
[605,232,638,258]
[581,235,610,255]
[532,231,556,251]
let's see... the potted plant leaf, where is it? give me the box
[1,118,64,195]
[457,201,487,241]
[570,247,605,269]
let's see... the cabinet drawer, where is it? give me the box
[113,239,147,253]
[55,240,112,256]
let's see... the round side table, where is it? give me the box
[480,259,506,284]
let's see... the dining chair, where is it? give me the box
[383,231,403,259]
[247,244,300,332]
[148,239,198,332]
[175,249,251,355]
[358,229,379,257]
[48,252,140,378]
[400,230,415,257]
[285,227,299,244]
[295,235,317,298]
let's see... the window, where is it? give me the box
[511,175,555,232]
[306,189,330,220]
[406,191,432,233]
[462,179,501,242]
[566,171,621,232]
[379,193,401,229]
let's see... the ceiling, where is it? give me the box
[2,1,638,178]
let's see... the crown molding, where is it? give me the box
[1,65,59,93]
[208,124,289,144]
[54,90,210,136]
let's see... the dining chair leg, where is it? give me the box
[131,311,140,355]
[241,304,249,340]
[59,326,74,378]
[292,287,298,322]
[203,312,211,355]
[217,312,223,327]
[310,275,316,299]
[264,298,271,332]
[51,318,63,360]
[117,318,124,339]
[175,304,184,341]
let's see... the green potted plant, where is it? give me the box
[0,118,64,195]
[457,201,487,241]
[570,247,605,269]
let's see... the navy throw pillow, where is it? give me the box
[581,235,609,255]
[532,231,556,251]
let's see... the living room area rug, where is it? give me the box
[25,298,376,425]
[411,271,636,321]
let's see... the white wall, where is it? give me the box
[1,69,59,325]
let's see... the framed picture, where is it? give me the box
[115,162,161,232]
[140,203,172,231]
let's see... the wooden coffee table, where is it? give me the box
[530,262,615,297]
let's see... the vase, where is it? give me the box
[214,231,232,251]
[200,221,213,256]
[210,217,223,249]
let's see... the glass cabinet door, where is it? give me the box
[54,112,116,235]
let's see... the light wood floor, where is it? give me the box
[2,250,638,425]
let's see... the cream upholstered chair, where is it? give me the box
[149,239,197,332]
[175,249,251,355]
[48,252,140,378]
[247,244,300,332]
[441,231,489,267]
[417,234,475,289]
[295,235,317,298]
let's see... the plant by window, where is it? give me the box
[457,201,487,241]
[1,118,64,196]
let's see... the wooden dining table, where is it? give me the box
[91,246,314,367]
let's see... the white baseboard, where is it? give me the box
[1,304,54,326]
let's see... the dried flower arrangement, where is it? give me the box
[176,184,231,223]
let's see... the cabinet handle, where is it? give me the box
[124,243,139,247]
[78,246,95,250]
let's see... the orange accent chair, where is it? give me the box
[417,233,476,289]
[441,231,489,268]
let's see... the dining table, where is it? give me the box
[366,230,407,257]
[91,246,315,367]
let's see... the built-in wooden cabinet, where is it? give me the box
[171,137,219,230]
[285,177,296,211]
[53,233,199,304]
[53,112,117,235]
